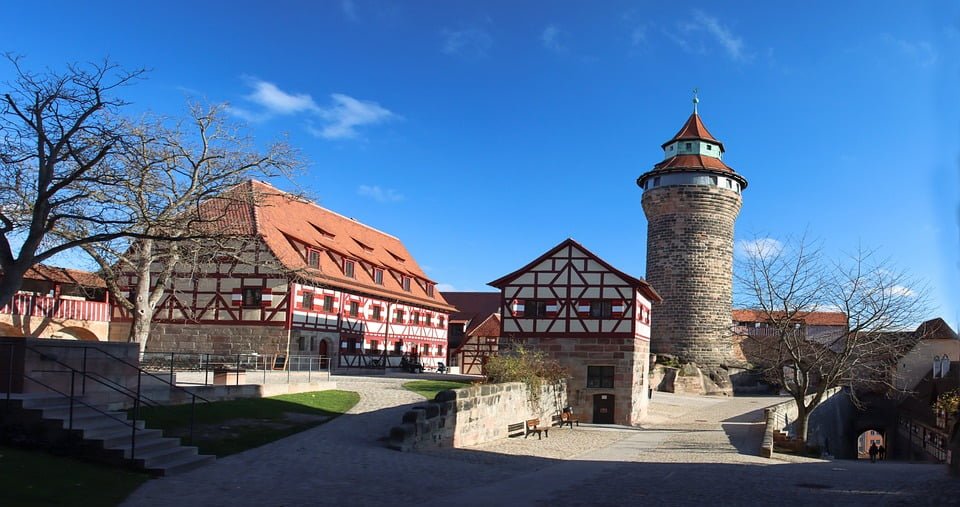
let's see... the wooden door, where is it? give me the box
[593,393,615,424]
[319,339,329,368]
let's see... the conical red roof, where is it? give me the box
[661,113,724,151]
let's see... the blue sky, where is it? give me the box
[4,1,959,327]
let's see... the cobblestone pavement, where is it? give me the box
[123,378,960,507]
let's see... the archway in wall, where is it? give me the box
[857,428,886,460]
[55,327,101,341]
[0,323,24,337]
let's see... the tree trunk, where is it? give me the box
[794,399,810,444]
[0,261,31,310]
[127,240,156,355]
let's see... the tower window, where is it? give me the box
[707,145,713,151]
[653,176,660,187]
[685,142,691,150]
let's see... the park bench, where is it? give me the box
[525,418,549,440]
[559,410,580,429]
[507,422,526,438]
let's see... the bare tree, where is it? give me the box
[0,55,147,308]
[64,104,301,352]
[736,236,931,443]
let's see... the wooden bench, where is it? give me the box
[560,411,581,429]
[525,418,549,440]
[507,422,526,438]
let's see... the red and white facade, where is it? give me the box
[0,265,110,341]
[111,180,455,368]
[489,238,661,425]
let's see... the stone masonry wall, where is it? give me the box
[387,381,567,452]
[524,336,647,425]
[128,323,291,358]
[642,185,742,369]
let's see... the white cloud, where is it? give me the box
[542,24,564,52]
[441,28,493,57]
[229,79,395,140]
[884,35,937,67]
[672,11,748,62]
[246,80,319,115]
[889,285,917,298]
[436,283,456,292]
[316,94,395,139]
[357,185,403,203]
[735,238,783,259]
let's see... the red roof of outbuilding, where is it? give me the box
[206,180,455,312]
[662,113,724,151]
[732,309,848,327]
[21,265,106,288]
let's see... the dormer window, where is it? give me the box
[343,259,355,278]
[402,276,411,292]
[307,249,321,268]
[426,284,434,297]
[374,268,384,285]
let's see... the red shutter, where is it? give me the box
[546,300,559,317]
[611,300,625,318]
[261,288,273,308]
[232,288,243,307]
[576,300,591,317]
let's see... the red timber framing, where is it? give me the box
[113,180,455,367]
[489,238,661,340]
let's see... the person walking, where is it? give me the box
[869,442,879,463]
[878,444,886,461]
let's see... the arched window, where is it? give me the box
[941,355,951,378]
[934,355,942,379]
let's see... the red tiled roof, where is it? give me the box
[651,154,738,174]
[22,265,106,288]
[468,312,501,338]
[915,318,958,341]
[662,113,724,151]
[209,180,454,312]
[732,309,848,327]
[442,291,500,327]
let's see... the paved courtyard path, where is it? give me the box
[123,377,960,506]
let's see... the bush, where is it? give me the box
[483,345,567,408]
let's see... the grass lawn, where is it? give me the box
[403,380,472,400]
[134,390,359,457]
[0,445,149,507]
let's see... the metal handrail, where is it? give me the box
[4,341,208,462]
[29,342,211,404]
[25,370,139,430]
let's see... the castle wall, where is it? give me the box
[642,184,742,368]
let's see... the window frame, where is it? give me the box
[307,248,321,268]
[348,301,359,318]
[372,305,382,321]
[523,299,548,318]
[394,308,405,323]
[589,300,612,318]
[241,287,262,308]
[302,292,314,310]
[402,276,411,292]
[586,365,615,388]
[343,259,355,278]
[322,295,334,313]
[373,268,384,285]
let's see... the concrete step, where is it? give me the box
[106,436,181,459]
[147,452,216,476]
[17,393,82,409]
[80,420,146,439]
[93,427,164,448]
[134,443,199,468]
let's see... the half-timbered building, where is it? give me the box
[442,292,500,375]
[0,265,109,341]
[489,238,661,425]
[110,180,455,369]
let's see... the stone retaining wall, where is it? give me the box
[142,380,338,406]
[760,387,842,457]
[388,381,567,452]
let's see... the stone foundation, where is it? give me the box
[387,381,567,451]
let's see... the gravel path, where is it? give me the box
[122,378,960,507]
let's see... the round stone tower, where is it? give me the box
[637,96,748,373]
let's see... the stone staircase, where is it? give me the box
[772,429,805,452]
[11,392,215,476]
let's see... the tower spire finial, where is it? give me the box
[692,87,699,114]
